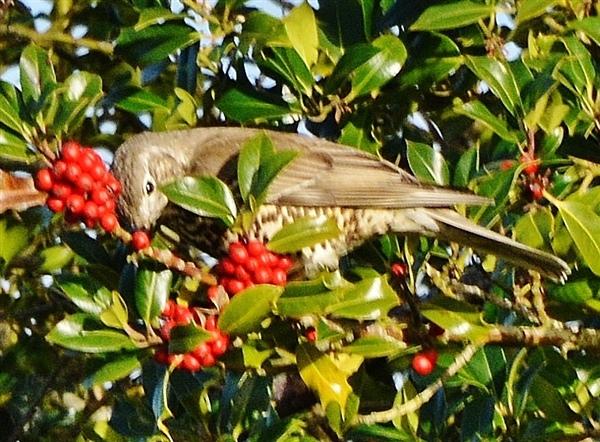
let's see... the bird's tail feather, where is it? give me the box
[419,209,570,282]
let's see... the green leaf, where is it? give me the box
[46,313,137,353]
[456,100,521,143]
[399,32,462,89]
[240,11,290,50]
[218,285,283,335]
[554,37,595,100]
[554,199,600,276]
[516,0,561,24]
[100,291,130,330]
[61,231,113,268]
[57,274,112,316]
[406,140,450,186]
[277,277,346,318]
[297,343,363,418]
[326,276,399,320]
[114,88,170,114]
[283,2,318,68]
[267,216,343,254]
[161,175,237,227]
[342,335,406,358]
[53,71,103,133]
[116,23,200,66]
[257,47,315,96]
[135,266,172,323]
[411,2,495,31]
[19,45,57,115]
[465,56,523,118]
[39,245,74,272]
[237,133,298,206]
[453,146,479,188]
[0,81,26,136]
[569,17,600,46]
[0,129,31,164]
[168,323,212,354]
[514,207,554,250]
[392,380,419,435]
[88,355,141,386]
[339,109,380,155]
[132,7,185,31]
[348,35,406,99]
[217,88,296,123]
[421,297,491,343]
[0,217,29,270]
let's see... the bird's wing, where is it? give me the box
[265,137,491,208]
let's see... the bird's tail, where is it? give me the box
[409,208,571,282]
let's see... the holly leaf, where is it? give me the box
[161,175,237,227]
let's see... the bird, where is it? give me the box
[111,127,570,282]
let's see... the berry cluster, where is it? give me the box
[34,141,121,232]
[412,349,438,376]
[216,240,293,295]
[155,300,229,372]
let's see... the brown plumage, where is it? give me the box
[111,127,570,282]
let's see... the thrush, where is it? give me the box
[111,127,570,282]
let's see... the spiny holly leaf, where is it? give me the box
[297,343,363,420]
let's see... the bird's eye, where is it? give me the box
[145,181,155,194]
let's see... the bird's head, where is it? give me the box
[111,137,188,230]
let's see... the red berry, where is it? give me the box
[218,258,236,275]
[210,335,229,356]
[306,327,317,342]
[52,160,68,180]
[160,319,177,340]
[234,265,252,282]
[66,194,85,214]
[181,354,201,372]
[47,197,65,213]
[64,163,82,183]
[83,201,99,221]
[105,175,122,195]
[245,256,260,272]
[270,268,287,286]
[205,315,218,331]
[75,173,94,192]
[100,213,118,232]
[35,169,54,191]
[252,266,272,284]
[247,240,266,257]
[391,262,408,279]
[174,306,194,324]
[131,231,150,251]
[412,350,438,376]
[103,198,116,213]
[200,352,215,367]
[207,286,220,302]
[92,187,111,205]
[89,163,107,181]
[162,300,176,318]
[61,141,81,162]
[226,278,245,295]
[78,149,97,171]
[51,182,72,199]
[277,256,293,271]
[228,242,249,264]
[192,342,211,359]
[154,349,169,365]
